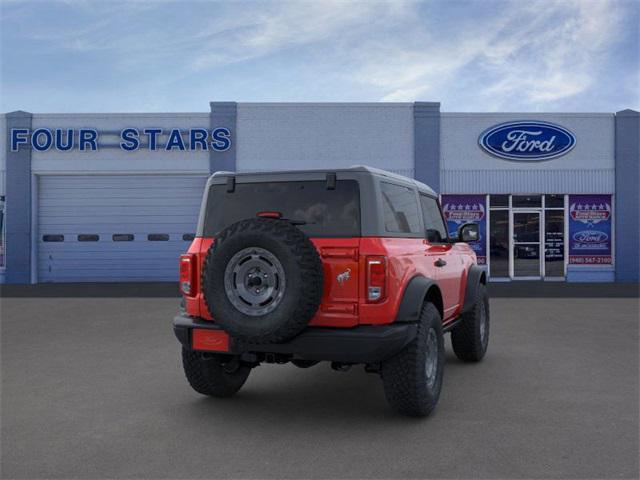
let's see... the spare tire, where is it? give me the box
[202,217,324,344]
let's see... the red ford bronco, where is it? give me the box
[173,166,489,416]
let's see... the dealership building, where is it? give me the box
[1,102,638,284]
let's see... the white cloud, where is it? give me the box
[189,0,414,71]
[2,0,636,111]
[349,0,628,108]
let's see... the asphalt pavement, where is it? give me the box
[1,290,638,479]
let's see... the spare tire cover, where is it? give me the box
[202,217,324,343]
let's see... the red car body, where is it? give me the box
[181,236,476,347]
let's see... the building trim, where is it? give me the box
[209,102,236,174]
[614,109,640,282]
[5,110,32,283]
[237,102,413,108]
[414,102,441,192]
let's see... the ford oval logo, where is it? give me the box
[479,121,576,161]
[573,230,608,244]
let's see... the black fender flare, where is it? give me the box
[461,264,486,314]
[394,275,442,323]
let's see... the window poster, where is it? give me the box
[568,194,612,264]
[441,195,487,265]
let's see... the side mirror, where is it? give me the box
[458,223,480,243]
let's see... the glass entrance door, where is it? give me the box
[511,210,541,279]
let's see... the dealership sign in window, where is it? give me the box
[441,195,487,264]
[568,195,612,265]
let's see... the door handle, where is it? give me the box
[434,258,447,267]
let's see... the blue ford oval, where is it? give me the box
[478,121,576,161]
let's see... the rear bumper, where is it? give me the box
[173,313,417,364]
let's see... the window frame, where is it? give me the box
[419,193,450,244]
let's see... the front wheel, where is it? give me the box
[182,348,251,397]
[381,303,445,417]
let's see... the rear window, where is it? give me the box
[203,180,360,237]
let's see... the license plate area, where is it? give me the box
[192,329,230,352]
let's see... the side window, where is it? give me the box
[380,182,421,234]
[420,195,448,243]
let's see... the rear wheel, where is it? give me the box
[182,348,251,397]
[381,303,444,417]
[451,283,489,362]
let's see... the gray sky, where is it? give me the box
[1,0,638,113]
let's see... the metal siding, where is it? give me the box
[442,169,615,194]
[236,103,414,177]
[38,175,207,282]
[440,113,615,194]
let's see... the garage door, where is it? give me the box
[38,175,208,282]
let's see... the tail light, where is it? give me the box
[366,256,386,303]
[179,254,196,296]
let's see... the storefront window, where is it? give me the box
[512,195,542,208]
[544,210,565,277]
[545,194,564,208]
[490,195,509,208]
[489,210,509,277]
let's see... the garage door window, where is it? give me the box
[78,234,99,242]
[182,234,195,241]
[113,234,134,241]
[148,234,169,241]
[43,234,64,242]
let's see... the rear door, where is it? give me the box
[311,238,360,327]
[202,178,362,327]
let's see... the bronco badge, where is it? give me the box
[336,268,351,285]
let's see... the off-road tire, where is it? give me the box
[381,303,445,417]
[182,348,251,397]
[451,283,489,362]
[202,217,323,344]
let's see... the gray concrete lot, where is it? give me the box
[1,292,638,479]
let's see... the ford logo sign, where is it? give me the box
[573,230,608,244]
[479,121,576,161]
